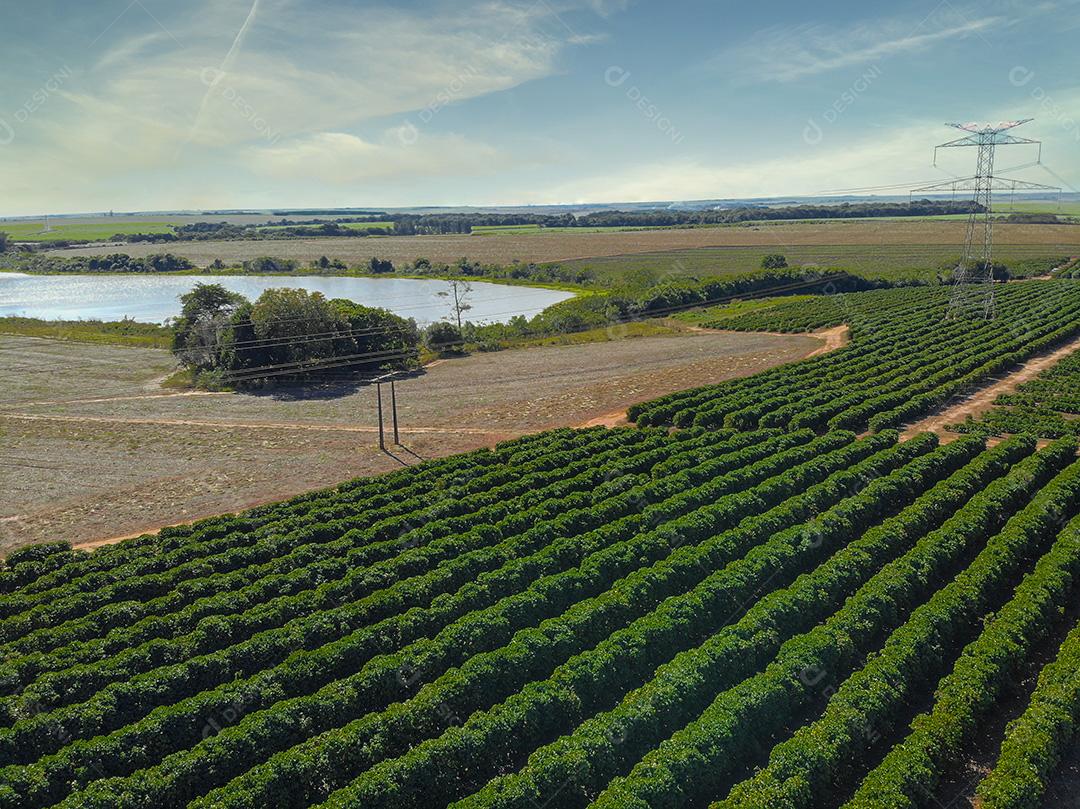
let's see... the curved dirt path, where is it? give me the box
[803,324,850,357]
[902,332,1080,439]
[678,323,849,354]
[73,523,190,552]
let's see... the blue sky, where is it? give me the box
[1,0,1078,215]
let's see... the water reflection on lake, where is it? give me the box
[0,273,574,325]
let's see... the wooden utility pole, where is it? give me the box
[375,374,401,449]
[390,379,399,444]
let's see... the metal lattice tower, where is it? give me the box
[910,120,1057,320]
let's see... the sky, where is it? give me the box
[1,0,1078,215]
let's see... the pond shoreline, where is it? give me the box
[0,273,576,326]
[0,267,586,294]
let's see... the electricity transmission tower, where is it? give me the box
[910,120,1057,319]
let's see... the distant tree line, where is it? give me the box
[10,200,987,248]
[269,210,390,217]
[0,250,594,285]
[126,221,395,243]
[172,283,419,388]
[394,255,596,285]
[1004,212,1070,225]
[386,200,984,235]
[570,199,983,226]
[392,216,477,235]
[0,252,194,273]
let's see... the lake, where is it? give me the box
[0,274,575,325]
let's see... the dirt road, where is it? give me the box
[901,333,1080,440]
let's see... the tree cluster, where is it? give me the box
[172,283,418,387]
[0,252,193,273]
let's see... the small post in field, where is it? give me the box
[376,381,385,450]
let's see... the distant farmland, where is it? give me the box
[560,243,1075,283]
[2,221,176,242]
[44,219,1080,281]
[1007,199,1080,216]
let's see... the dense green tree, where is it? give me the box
[171,283,247,370]
[331,298,418,365]
[172,286,418,385]
[424,321,463,354]
[242,256,298,274]
[241,288,339,370]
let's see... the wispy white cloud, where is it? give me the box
[0,0,608,213]
[186,0,263,148]
[83,0,581,146]
[536,99,1080,203]
[247,129,507,184]
[712,10,1006,83]
[537,125,935,202]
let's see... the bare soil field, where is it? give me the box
[0,328,820,552]
[47,220,1080,268]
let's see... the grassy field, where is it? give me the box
[673,294,818,326]
[5,205,1075,246]
[1006,199,1080,216]
[0,316,173,348]
[0,221,176,242]
[560,243,1076,283]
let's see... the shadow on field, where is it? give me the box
[237,368,428,402]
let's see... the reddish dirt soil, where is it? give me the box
[576,325,847,430]
[901,333,1080,440]
[2,328,825,552]
[804,324,850,356]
